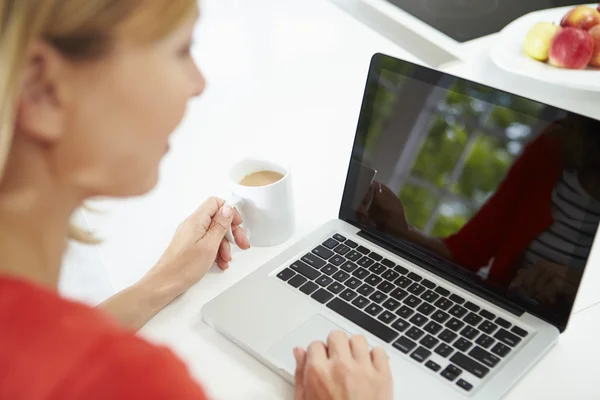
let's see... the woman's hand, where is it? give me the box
[509,260,577,304]
[144,197,250,295]
[357,182,409,238]
[293,331,393,400]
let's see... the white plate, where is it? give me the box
[490,3,600,91]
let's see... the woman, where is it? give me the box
[0,1,393,399]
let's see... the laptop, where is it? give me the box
[202,53,598,399]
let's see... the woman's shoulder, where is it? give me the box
[0,276,208,400]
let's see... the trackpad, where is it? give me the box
[268,314,348,375]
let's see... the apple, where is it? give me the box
[588,25,600,67]
[524,22,562,61]
[561,5,600,30]
[549,27,594,69]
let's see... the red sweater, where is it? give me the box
[444,132,563,287]
[0,276,209,400]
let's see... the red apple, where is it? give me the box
[549,27,594,69]
[589,25,600,67]
[561,6,600,30]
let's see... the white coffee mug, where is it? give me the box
[224,158,295,247]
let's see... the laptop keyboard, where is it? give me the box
[276,233,530,393]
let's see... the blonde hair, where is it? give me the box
[0,0,197,242]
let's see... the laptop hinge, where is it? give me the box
[357,230,525,317]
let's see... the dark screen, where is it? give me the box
[340,54,600,330]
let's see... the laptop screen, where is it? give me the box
[340,54,600,331]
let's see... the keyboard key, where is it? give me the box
[421,290,440,304]
[446,318,465,332]
[511,326,529,338]
[302,253,327,269]
[435,287,451,297]
[406,327,425,340]
[449,294,465,304]
[409,313,428,327]
[417,303,435,316]
[369,263,386,275]
[450,352,489,379]
[368,252,383,261]
[434,297,453,311]
[449,305,468,318]
[441,365,462,381]
[334,244,351,256]
[352,296,370,309]
[277,268,295,281]
[435,343,454,358]
[323,238,339,249]
[395,276,412,288]
[404,295,422,308]
[464,312,483,327]
[366,304,384,317]
[321,265,337,276]
[327,282,345,294]
[333,270,350,283]
[394,265,409,274]
[408,283,426,296]
[345,239,358,248]
[479,320,498,335]
[346,250,362,262]
[393,336,417,354]
[460,326,479,340]
[358,257,375,268]
[312,246,334,260]
[495,317,512,329]
[290,261,320,280]
[381,259,395,268]
[390,288,409,301]
[333,233,346,242]
[464,302,480,312]
[300,281,318,295]
[356,246,370,255]
[365,274,383,287]
[377,281,395,294]
[411,347,431,363]
[358,284,375,297]
[469,346,501,368]
[327,298,398,343]
[480,309,496,320]
[340,288,358,302]
[312,288,334,304]
[382,298,401,312]
[426,360,441,372]
[345,277,362,289]
[340,261,358,273]
[288,275,307,288]
[491,342,511,357]
[424,321,443,335]
[329,255,345,266]
[420,335,440,350]
[378,311,397,325]
[476,334,495,349]
[432,310,450,324]
[439,329,458,344]
[392,318,410,332]
[421,279,436,289]
[457,379,473,392]
[369,291,387,304]
[494,329,521,347]
[316,275,334,287]
[396,305,415,319]
[352,267,370,280]
[408,272,422,282]
[454,337,472,352]
[382,269,400,282]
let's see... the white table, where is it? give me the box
[61,0,600,399]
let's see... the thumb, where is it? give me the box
[293,347,307,400]
[206,206,235,242]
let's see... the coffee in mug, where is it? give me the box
[239,170,284,187]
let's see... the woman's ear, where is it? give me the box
[15,40,69,144]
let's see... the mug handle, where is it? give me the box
[224,195,251,245]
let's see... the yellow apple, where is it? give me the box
[524,22,562,61]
